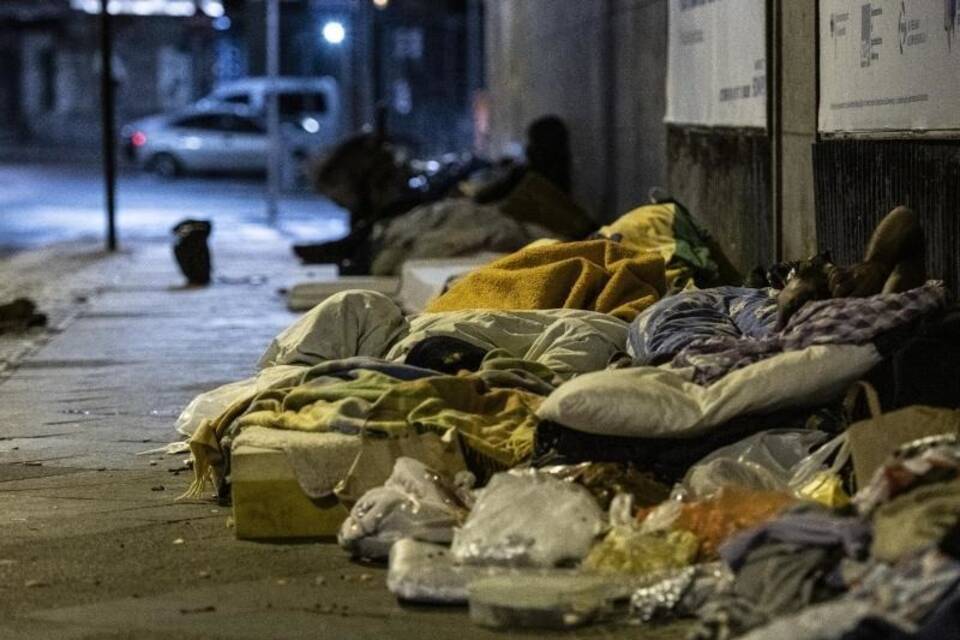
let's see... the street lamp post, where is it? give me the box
[265,0,280,223]
[99,3,118,252]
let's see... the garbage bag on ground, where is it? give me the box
[172,219,212,286]
[680,429,832,499]
[518,462,670,510]
[450,471,606,567]
[338,457,470,561]
[638,487,795,560]
[0,297,47,334]
[582,526,699,576]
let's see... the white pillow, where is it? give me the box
[537,344,881,439]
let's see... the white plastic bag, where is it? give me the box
[450,472,606,567]
[339,457,469,560]
[680,429,832,499]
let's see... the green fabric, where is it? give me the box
[871,479,960,562]
[670,202,721,286]
[235,365,541,468]
[237,371,403,435]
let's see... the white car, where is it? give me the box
[196,76,341,142]
[122,107,272,177]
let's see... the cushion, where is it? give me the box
[537,344,881,439]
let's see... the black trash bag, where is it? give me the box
[172,219,212,286]
[0,297,47,334]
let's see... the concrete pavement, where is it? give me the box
[0,199,689,638]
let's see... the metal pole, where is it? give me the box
[767,0,783,262]
[371,5,386,141]
[266,0,280,223]
[99,2,117,252]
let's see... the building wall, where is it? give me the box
[12,13,221,149]
[666,126,773,274]
[483,0,772,276]
[484,0,668,222]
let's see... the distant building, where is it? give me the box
[0,0,233,148]
[0,0,482,157]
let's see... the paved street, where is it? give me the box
[0,160,688,639]
[0,160,347,255]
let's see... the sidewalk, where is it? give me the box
[0,229,688,638]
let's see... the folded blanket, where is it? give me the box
[425,239,666,322]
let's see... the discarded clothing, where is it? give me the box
[674,282,947,384]
[628,286,777,365]
[871,479,960,563]
[425,239,666,322]
[451,472,606,567]
[854,439,960,516]
[720,504,872,570]
[692,543,842,639]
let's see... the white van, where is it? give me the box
[196,76,342,148]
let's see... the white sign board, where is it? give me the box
[820,0,960,132]
[666,0,767,128]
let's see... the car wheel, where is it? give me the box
[150,153,181,178]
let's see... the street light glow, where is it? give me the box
[322,21,346,45]
[373,0,389,9]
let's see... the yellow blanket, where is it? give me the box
[425,239,666,321]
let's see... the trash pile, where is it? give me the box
[174,197,960,636]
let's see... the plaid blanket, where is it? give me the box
[674,282,948,385]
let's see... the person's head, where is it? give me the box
[525,115,571,192]
[311,133,406,217]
